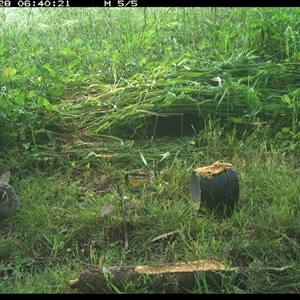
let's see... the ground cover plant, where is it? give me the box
[1,7,300,293]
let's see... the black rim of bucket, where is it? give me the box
[191,166,239,217]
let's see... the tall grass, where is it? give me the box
[1,7,300,293]
[1,8,300,148]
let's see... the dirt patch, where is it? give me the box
[195,161,233,180]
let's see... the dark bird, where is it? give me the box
[0,171,20,222]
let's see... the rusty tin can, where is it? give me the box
[125,170,155,190]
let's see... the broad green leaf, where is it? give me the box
[26,90,35,98]
[139,57,147,66]
[46,130,56,142]
[50,89,63,97]
[281,95,290,104]
[43,63,56,76]
[3,67,17,79]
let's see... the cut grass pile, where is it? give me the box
[1,8,300,146]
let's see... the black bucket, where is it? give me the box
[191,163,239,218]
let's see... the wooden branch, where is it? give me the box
[150,230,179,243]
[69,260,240,293]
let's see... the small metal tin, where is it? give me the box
[125,170,155,190]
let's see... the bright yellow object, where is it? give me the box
[126,170,155,190]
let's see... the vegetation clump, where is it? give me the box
[1,7,300,294]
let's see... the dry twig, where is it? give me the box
[150,230,179,242]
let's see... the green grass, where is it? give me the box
[1,7,300,144]
[1,7,300,293]
[1,131,300,293]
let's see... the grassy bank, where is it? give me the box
[1,7,300,293]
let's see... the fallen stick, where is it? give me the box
[150,230,179,243]
[69,260,240,293]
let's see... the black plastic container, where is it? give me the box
[191,166,239,218]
